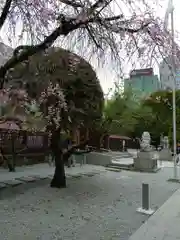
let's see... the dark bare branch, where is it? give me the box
[86,26,102,49]
[0,10,152,89]
[0,16,89,88]
[101,21,150,34]
[0,0,177,90]
[59,0,83,8]
[93,0,113,17]
[102,15,124,22]
[0,0,13,30]
[91,0,111,11]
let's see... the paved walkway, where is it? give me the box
[0,160,177,182]
[127,159,180,240]
[0,163,106,182]
[129,187,180,240]
[1,163,180,239]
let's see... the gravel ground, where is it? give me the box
[0,167,179,240]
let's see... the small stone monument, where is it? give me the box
[140,132,152,152]
[122,140,125,152]
[163,136,169,149]
[134,132,160,172]
[160,134,164,146]
[159,136,172,161]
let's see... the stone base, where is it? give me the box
[168,178,180,183]
[106,167,121,172]
[2,179,23,186]
[134,167,161,173]
[159,149,172,161]
[134,151,159,172]
[136,207,155,215]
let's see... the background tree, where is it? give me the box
[0,0,179,187]
[0,85,90,185]
[0,88,42,171]
[0,88,46,131]
[132,105,154,138]
[142,90,180,146]
[101,88,180,147]
[38,82,93,188]
[102,88,138,135]
[7,47,104,129]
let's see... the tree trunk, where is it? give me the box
[11,136,16,172]
[0,147,14,171]
[49,129,89,188]
[50,149,66,188]
[50,127,66,188]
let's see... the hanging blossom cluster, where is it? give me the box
[6,0,59,42]
[0,0,179,80]
[68,53,81,73]
[39,82,67,129]
[121,15,180,69]
[0,89,9,106]
[0,88,28,107]
[0,88,30,128]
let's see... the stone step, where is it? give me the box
[112,158,134,163]
[107,162,134,171]
[105,167,122,172]
[111,158,134,165]
[111,153,133,159]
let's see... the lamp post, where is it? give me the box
[171,2,177,179]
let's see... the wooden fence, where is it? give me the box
[0,128,49,167]
[0,129,49,154]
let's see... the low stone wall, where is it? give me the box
[74,152,112,166]
[1,151,112,168]
[87,152,112,166]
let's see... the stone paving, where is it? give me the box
[129,186,180,240]
[0,163,105,183]
[0,163,180,239]
[0,164,107,199]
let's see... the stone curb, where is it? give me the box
[0,176,51,200]
[128,187,180,240]
[0,171,102,200]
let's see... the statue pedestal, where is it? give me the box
[159,149,172,162]
[134,151,160,172]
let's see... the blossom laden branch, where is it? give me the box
[101,21,151,34]
[0,1,116,88]
[0,0,178,89]
[0,17,84,88]
[0,10,153,89]
[39,82,68,130]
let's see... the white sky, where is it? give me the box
[0,0,180,95]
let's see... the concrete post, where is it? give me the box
[142,183,149,210]
[136,183,154,215]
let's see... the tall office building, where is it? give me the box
[124,68,160,99]
[159,56,180,90]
